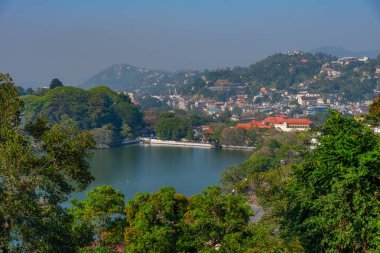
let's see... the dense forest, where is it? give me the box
[21,85,144,148]
[2,72,380,252]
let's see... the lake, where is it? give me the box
[73,144,251,200]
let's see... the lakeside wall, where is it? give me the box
[141,138,213,148]
[139,138,255,151]
[221,145,255,151]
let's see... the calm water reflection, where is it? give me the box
[74,144,250,200]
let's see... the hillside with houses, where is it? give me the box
[82,51,380,122]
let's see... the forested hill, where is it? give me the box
[81,64,168,90]
[181,51,380,101]
[81,52,334,93]
[207,52,335,89]
[80,51,380,101]
[21,86,144,148]
[80,63,203,95]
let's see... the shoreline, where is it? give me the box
[141,138,213,148]
[138,138,254,151]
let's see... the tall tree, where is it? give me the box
[0,73,95,252]
[284,111,380,251]
[49,78,63,89]
[124,186,255,253]
[70,186,125,251]
[180,186,252,252]
[124,187,188,252]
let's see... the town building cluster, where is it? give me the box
[127,54,379,129]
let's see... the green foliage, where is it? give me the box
[220,127,246,146]
[283,111,380,251]
[220,156,278,194]
[240,52,333,90]
[181,186,253,252]
[71,186,125,250]
[218,109,232,123]
[221,109,380,251]
[22,85,144,147]
[124,187,188,252]
[24,116,50,139]
[0,73,23,129]
[154,113,191,140]
[0,74,96,252]
[208,123,227,143]
[204,68,242,83]
[80,247,116,253]
[90,124,121,148]
[367,94,380,125]
[309,57,379,101]
[138,96,166,109]
[220,131,301,194]
[188,114,210,127]
[186,52,378,101]
[49,78,63,89]
[124,186,255,253]
[112,101,144,135]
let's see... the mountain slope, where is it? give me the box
[81,64,170,91]
[308,47,380,58]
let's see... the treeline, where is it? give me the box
[69,185,266,252]
[22,85,144,148]
[219,106,380,251]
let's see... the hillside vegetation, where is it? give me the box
[22,86,144,148]
[83,52,380,102]
[4,71,380,251]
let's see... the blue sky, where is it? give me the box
[0,0,379,86]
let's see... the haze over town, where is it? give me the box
[0,0,380,86]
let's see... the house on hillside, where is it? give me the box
[273,118,314,132]
[236,116,313,132]
[298,96,319,106]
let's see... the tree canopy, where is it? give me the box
[49,78,64,89]
[283,111,380,251]
[124,186,255,253]
[0,73,96,252]
[22,86,144,147]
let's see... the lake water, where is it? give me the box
[74,144,250,200]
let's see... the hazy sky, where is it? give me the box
[0,0,379,86]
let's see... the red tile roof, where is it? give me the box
[236,116,313,130]
[235,123,252,130]
[283,118,313,125]
[262,116,287,124]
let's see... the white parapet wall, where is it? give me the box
[141,138,213,148]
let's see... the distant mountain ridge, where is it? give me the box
[81,63,171,91]
[80,49,380,101]
[308,47,380,58]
